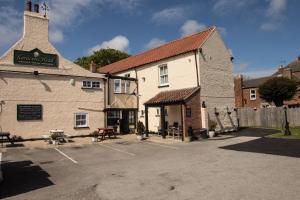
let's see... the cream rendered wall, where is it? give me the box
[108,79,137,109]
[117,52,199,131]
[0,72,104,138]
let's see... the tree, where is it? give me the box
[258,77,297,107]
[74,48,130,70]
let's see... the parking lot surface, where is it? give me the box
[1,132,300,200]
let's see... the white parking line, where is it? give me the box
[143,142,179,150]
[98,143,136,156]
[54,148,78,164]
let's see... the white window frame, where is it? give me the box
[82,80,92,88]
[159,65,169,86]
[92,81,101,89]
[82,80,101,89]
[250,89,257,101]
[114,79,121,93]
[124,80,130,94]
[124,73,130,78]
[74,113,89,128]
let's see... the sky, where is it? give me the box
[0,0,299,78]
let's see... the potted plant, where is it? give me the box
[137,121,145,140]
[50,132,61,145]
[208,120,217,138]
[90,130,99,142]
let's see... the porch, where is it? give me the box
[144,87,201,142]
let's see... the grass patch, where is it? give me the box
[268,127,300,139]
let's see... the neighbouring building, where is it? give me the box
[99,27,236,141]
[0,1,105,139]
[234,55,300,108]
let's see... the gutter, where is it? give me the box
[194,51,200,87]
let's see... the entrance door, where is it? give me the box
[120,110,130,134]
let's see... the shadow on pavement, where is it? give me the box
[234,127,280,137]
[220,137,300,158]
[0,160,54,198]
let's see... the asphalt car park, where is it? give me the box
[1,130,300,200]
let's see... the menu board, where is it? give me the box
[17,105,43,121]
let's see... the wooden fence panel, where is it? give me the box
[238,107,299,128]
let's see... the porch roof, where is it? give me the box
[144,87,200,106]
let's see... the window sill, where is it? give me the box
[82,87,102,90]
[158,84,169,88]
[74,126,90,129]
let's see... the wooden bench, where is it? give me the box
[98,128,116,140]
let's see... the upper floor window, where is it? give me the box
[159,65,168,86]
[125,73,130,78]
[250,89,257,100]
[82,81,101,89]
[114,79,121,93]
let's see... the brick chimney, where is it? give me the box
[25,0,32,12]
[234,74,244,107]
[90,61,97,73]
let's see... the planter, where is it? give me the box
[52,140,59,145]
[208,131,215,138]
[91,137,98,142]
[136,135,143,141]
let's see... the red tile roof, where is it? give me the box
[145,87,200,106]
[98,27,216,74]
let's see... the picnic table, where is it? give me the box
[98,128,116,140]
[42,130,71,143]
[0,132,14,147]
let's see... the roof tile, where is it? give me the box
[98,27,215,74]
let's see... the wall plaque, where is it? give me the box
[14,48,58,67]
[17,105,43,121]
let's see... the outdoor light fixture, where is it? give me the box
[33,70,39,76]
[227,107,231,115]
[214,107,219,116]
[69,79,75,86]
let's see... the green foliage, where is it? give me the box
[258,77,297,107]
[209,120,217,131]
[137,121,145,135]
[74,48,130,70]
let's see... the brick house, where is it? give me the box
[234,56,300,108]
[99,27,236,141]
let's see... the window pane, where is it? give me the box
[114,80,121,93]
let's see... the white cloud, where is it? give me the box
[261,0,287,31]
[266,0,286,18]
[47,0,142,43]
[152,6,189,24]
[217,27,227,36]
[49,30,64,43]
[145,38,166,49]
[0,6,22,48]
[180,20,207,37]
[213,0,253,15]
[88,35,130,55]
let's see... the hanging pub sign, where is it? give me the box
[14,48,58,67]
[17,104,43,121]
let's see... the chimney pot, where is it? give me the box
[25,0,32,12]
[90,61,97,73]
[298,55,300,61]
[34,4,39,13]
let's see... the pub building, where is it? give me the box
[0,1,106,139]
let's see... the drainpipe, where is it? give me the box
[194,51,200,87]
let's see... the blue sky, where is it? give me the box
[0,0,299,77]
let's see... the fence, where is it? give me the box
[237,107,300,128]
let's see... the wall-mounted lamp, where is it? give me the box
[231,56,235,62]
[69,79,75,86]
[214,107,219,116]
[33,70,39,76]
[227,107,232,115]
[253,107,257,111]
[202,101,206,108]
